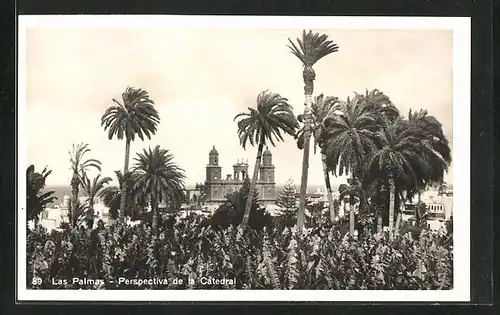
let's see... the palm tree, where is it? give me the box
[131,145,185,231]
[321,91,397,178]
[320,90,397,230]
[78,173,112,229]
[296,94,341,221]
[98,170,147,221]
[338,178,363,236]
[406,109,452,193]
[234,91,299,229]
[361,89,399,124]
[69,143,101,226]
[366,117,450,240]
[101,86,160,221]
[69,199,90,228]
[288,30,339,230]
[26,165,57,225]
[320,95,379,218]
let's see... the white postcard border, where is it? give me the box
[17,15,471,302]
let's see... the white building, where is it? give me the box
[421,189,453,220]
[39,204,69,232]
[37,194,112,232]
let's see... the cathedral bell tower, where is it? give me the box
[259,147,276,202]
[233,158,249,181]
[206,146,222,182]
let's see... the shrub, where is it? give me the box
[27,215,453,290]
[210,178,273,231]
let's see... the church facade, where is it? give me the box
[204,146,276,205]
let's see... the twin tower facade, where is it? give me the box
[205,146,276,205]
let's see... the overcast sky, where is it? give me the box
[25,27,453,188]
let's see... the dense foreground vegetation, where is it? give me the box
[26,29,453,292]
[27,216,452,290]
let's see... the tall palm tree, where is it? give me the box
[296,94,341,221]
[360,89,399,124]
[78,173,112,229]
[234,91,299,228]
[320,95,379,200]
[69,143,101,226]
[131,145,185,231]
[101,86,160,221]
[26,165,57,225]
[288,30,339,230]
[366,117,450,240]
[407,109,452,190]
[321,91,397,178]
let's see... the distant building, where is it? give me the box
[37,194,113,232]
[293,191,327,204]
[39,195,70,232]
[422,189,453,220]
[402,189,453,225]
[184,188,202,204]
[204,145,276,206]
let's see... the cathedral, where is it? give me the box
[204,146,276,205]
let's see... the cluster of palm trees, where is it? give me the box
[30,30,450,239]
[64,88,186,230]
[234,30,451,238]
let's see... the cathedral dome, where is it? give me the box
[209,145,218,155]
[263,147,272,156]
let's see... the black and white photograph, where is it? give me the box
[18,16,471,301]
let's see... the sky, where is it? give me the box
[24,27,453,188]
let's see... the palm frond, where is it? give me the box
[101,86,161,142]
[287,30,339,67]
[234,91,299,150]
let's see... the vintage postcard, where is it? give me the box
[18,15,471,301]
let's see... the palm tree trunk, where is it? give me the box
[119,139,131,221]
[396,195,405,234]
[395,212,401,237]
[241,140,265,228]
[321,154,335,221]
[377,212,383,234]
[71,175,79,227]
[388,175,395,241]
[349,198,355,236]
[88,200,94,229]
[415,192,421,225]
[152,194,159,231]
[297,92,313,231]
[297,127,311,231]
